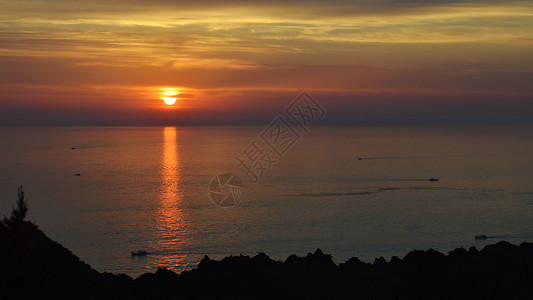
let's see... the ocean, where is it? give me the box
[1,125,533,277]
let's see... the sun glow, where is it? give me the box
[161,89,179,106]
[163,90,178,96]
[163,97,177,105]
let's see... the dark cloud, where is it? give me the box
[2,0,525,18]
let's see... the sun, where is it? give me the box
[163,97,176,105]
[161,90,178,106]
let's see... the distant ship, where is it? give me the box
[428,178,439,182]
[475,235,487,240]
[131,251,148,257]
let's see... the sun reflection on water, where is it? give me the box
[151,126,189,271]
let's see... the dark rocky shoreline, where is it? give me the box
[2,218,533,299]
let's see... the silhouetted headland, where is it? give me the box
[2,187,533,299]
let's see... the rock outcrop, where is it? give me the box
[2,218,533,299]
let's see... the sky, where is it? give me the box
[0,0,532,125]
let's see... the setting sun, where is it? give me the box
[161,89,178,105]
[163,97,177,105]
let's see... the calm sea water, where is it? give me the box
[1,126,533,277]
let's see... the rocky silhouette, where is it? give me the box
[2,188,533,298]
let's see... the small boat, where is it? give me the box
[428,178,439,182]
[131,251,148,257]
[74,173,81,177]
[357,157,362,161]
[475,235,487,240]
[71,147,76,150]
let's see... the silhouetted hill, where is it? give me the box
[0,219,133,299]
[2,218,533,299]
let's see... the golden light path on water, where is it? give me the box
[151,126,189,271]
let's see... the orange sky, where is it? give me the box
[0,0,532,125]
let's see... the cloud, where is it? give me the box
[0,0,532,124]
